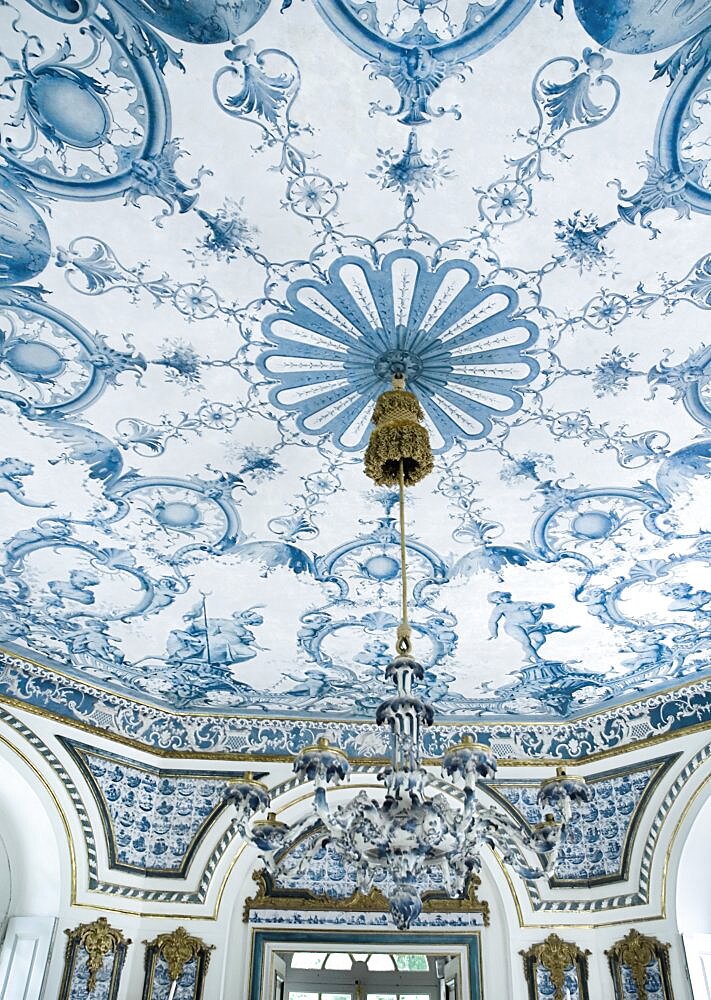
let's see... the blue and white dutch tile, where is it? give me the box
[67,950,115,1000]
[150,957,198,1000]
[493,767,656,881]
[273,828,450,898]
[0,0,708,757]
[620,959,666,1000]
[247,908,485,928]
[536,963,581,1000]
[80,749,233,873]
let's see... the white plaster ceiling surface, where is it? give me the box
[0,0,709,725]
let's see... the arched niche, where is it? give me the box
[673,780,711,999]
[0,741,64,919]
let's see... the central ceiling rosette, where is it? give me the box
[256,250,539,452]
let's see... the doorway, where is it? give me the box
[249,931,480,1000]
[283,949,439,1000]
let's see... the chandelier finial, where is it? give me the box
[364,375,434,486]
[364,376,433,656]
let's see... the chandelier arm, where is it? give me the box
[479,811,563,880]
[477,802,557,844]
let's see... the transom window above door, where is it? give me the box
[287,992,352,1000]
[286,994,431,1000]
[366,994,432,1000]
[288,953,430,972]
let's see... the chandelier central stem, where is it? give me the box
[228,373,590,933]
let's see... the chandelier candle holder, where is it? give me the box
[227,376,589,930]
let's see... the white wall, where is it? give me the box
[0,745,65,999]
[676,787,711,998]
[0,835,10,936]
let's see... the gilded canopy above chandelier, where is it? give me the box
[227,376,589,930]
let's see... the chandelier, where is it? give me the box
[228,377,589,930]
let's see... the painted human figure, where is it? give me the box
[663,582,711,624]
[48,569,100,607]
[487,591,577,661]
[283,665,362,708]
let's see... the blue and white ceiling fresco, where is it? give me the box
[0,0,710,725]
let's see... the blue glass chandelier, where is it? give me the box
[228,377,589,930]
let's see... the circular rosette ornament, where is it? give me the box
[257,250,539,453]
[538,766,589,821]
[442,734,497,784]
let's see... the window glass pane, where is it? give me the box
[400,995,432,1000]
[324,954,352,970]
[367,955,395,971]
[367,995,397,1000]
[290,952,326,969]
[322,995,352,1000]
[394,955,429,972]
[288,993,319,1000]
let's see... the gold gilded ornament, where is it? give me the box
[65,916,129,993]
[146,926,213,983]
[242,867,489,924]
[522,933,590,1000]
[364,375,434,486]
[606,930,670,1000]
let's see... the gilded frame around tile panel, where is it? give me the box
[141,926,214,1000]
[58,917,130,1000]
[521,934,591,1000]
[606,930,674,1000]
[242,866,490,925]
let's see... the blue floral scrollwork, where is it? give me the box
[311,0,535,124]
[577,0,711,230]
[0,293,145,416]
[0,0,170,199]
[257,249,540,452]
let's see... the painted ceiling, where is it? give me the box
[0,0,710,728]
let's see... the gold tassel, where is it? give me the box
[364,376,434,486]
